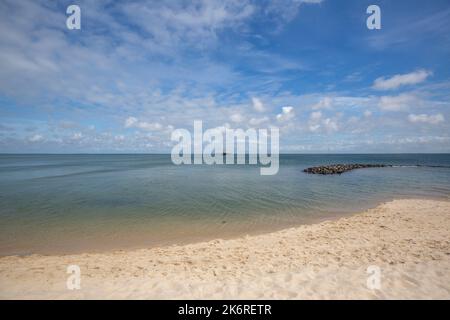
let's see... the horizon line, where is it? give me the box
[1,152,450,155]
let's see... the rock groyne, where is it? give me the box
[303,164,391,175]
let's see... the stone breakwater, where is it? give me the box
[303,164,391,175]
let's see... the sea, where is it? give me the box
[1,154,449,256]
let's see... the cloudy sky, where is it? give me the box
[0,0,449,153]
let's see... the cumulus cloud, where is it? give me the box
[71,132,83,141]
[322,118,339,132]
[408,113,444,125]
[29,134,43,142]
[276,106,295,122]
[251,97,265,112]
[312,97,333,110]
[249,116,269,126]
[124,117,165,131]
[310,111,322,120]
[373,69,432,90]
[114,135,125,142]
[125,117,138,128]
[308,111,322,132]
[378,94,416,111]
[308,111,338,133]
[230,112,245,123]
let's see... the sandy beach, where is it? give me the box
[0,198,449,299]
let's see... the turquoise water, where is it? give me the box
[1,154,450,256]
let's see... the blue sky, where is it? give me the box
[0,0,449,153]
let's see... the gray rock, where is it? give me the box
[303,164,391,175]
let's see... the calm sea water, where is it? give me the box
[1,154,450,256]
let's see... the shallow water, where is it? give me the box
[0,154,449,255]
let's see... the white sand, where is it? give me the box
[0,198,449,299]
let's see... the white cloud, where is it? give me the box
[263,0,324,30]
[139,122,163,131]
[114,135,125,142]
[121,0,255,50]
[308,111,322,132]
[249,116,269,126]
[307,111,338,133]
[125,117,138,128]
[276,106,295,122]
[124,117,164,131]
[71,132,83,140]
[29,134,43,142]
[322,118,339,132]
[308,124,320,132]
[364,110,372,117]
[312,97,333,110]
[310,111,322,120]
[0,0,447,154]
[408,113,444,125]
[230,112,245,123]
[373,69,432,90]
[378,94,416,111]
[393,136,450,144]
[251,97,265,112]
[207,123,230,136]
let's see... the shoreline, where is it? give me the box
[1,194,445,258]
[0,209,360,258]
[1,198,449,299]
